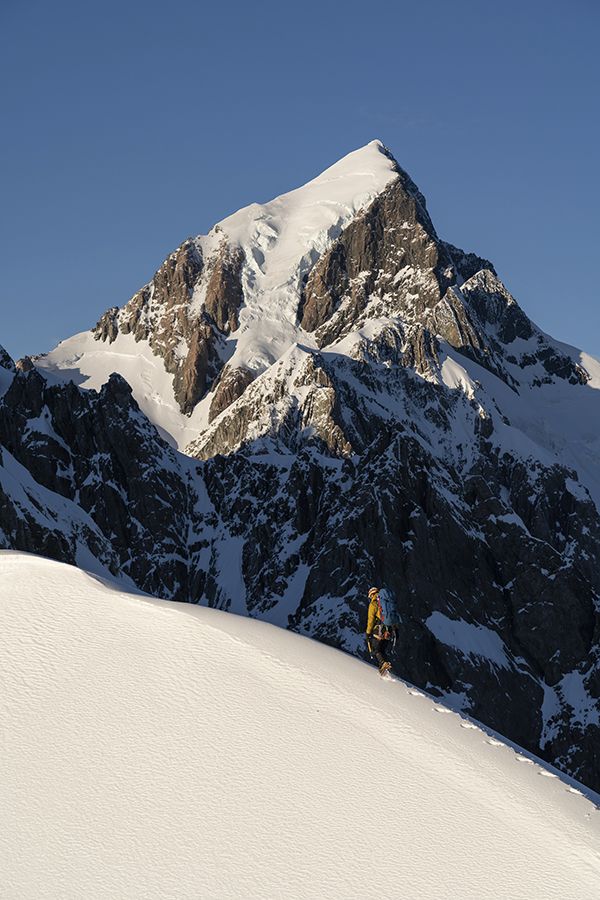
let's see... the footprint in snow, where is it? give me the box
[487,739,503,746]
[434,706,452,714]
[408,689,424,697]
[538,770,557,778]
[568,787,583,795]
[461,722,478,730]
[515,755,534,764]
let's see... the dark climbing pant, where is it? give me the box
[370,636,389,670]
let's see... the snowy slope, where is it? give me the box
[35,329,201,448]
[2,551,599,900]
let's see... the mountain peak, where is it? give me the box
[364,137,399,161]
[299,138,399,193]
[216,138,400,240]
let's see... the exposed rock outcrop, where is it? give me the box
[209,364,254,423]
[0,368,194,597]
[204,244,245,333]
[0,345,15,372]
[15,356,35,374]
[173,322,221,416]
[94,238,246,415]
[299,175,455,344]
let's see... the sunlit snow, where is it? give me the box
[2,551,600,899]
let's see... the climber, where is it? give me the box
[365,586,399,676]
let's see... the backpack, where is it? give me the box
[376,588,401,630]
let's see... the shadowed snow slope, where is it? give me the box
[1,552,599,899]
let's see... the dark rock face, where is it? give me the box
[0,368,195,598]
[443,242,497,282]
[0,345,15,371]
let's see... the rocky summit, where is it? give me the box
[1,141,599,791]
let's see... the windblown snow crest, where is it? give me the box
[2,140,600,793]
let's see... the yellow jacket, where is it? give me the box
[366,596,381,637]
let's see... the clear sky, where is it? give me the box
[1,0,598,361]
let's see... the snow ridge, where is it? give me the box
[2,551,599,899]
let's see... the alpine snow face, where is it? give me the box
[2,141,600,792]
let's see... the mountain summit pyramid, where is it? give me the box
[36,139,592,463]
[1,141,599,792]
[37,140,403,444]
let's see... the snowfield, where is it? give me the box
[1,552,599,899]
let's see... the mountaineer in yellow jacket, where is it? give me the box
[365,586,395,675]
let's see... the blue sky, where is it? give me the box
[1,0,598,360]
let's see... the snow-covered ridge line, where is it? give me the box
[2,550,599,899]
